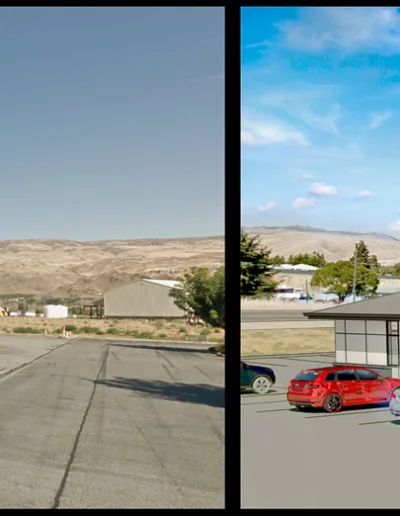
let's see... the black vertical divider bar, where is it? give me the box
[225,4,241,511]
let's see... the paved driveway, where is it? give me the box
[241,353,399,508]
[0,337,224,508]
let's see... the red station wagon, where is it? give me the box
[287,365,400,413]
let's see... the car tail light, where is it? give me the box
[392,392,397,399]
[309,384,321,389]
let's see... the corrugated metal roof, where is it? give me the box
[143,278,180,289]
[306,292,400,320]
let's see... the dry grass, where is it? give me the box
[241,328,334,356]
[0,316,224,343]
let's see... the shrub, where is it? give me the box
[158,333,168,339]
[65,324,78,332]
[155,321,164,329]
[13,327,42,334]
[13,327,29,334]
[185,333,203,342]
[178,327,188,333]
[54,328,63,334]
[106,328,120,335]
[138,331,154,340]
[200,327,212,336]
[79,326,100,334]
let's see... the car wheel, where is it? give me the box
[251,375,272,395]
[323,393,343,413]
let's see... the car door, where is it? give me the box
[336,370,363,403]
[241,362,252,389]
[355,369,390,402]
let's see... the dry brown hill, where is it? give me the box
[0,237,224,298]
[244,226,400,264]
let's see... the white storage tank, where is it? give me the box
[44,304,68,318]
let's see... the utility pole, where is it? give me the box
[305,278,309,304]
[352,242,358,303]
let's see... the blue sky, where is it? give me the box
[241,7,400,235]
[0,7,224,240]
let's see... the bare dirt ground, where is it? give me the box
[0,236,224,298]
[0,316,224,344]
[241,328,334,356]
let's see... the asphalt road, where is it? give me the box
[241,310,311,322]
[242,353,400,508]
[0,338,224,508]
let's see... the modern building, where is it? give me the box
[305,293,400,378]
[104,278,184,319]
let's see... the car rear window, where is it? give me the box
[293,371,321,382]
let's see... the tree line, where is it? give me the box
[240,230,386,302]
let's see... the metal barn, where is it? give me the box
[104,278,184,319]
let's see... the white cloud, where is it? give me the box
[356,190,373,198]
[309,182,337,196]
[257,202,277,213]
[274,7,400,54]
[240,120,308,147]
[388,220,400,232]
[292,197,317,209]
[369,110,392,129]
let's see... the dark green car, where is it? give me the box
[241,361,276,395]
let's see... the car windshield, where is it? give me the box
[293,371,321,382]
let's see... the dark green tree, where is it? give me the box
[311,260,380,302]
[288,252,326,268]
[169,266,225,328]
[349,240,372,269]
[271,255,286,265]
[241,231,277,296]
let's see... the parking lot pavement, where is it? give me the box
[0,334,69,377]
[241,353,399,508]
[0,338,224,508]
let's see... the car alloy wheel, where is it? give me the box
[323,393,343,413]
[251,375,272,395]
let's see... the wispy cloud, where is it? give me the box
[274,7,400,54]
[186,74,224,85]
[258,90,343,136]
[241,119,308,147]
[246,40,271,49]
[292,197,317,209]
[257,201,277,212]
[369,110,392,129]
[300,173,313,180]
[309,182,337,195]
[356,190,373,198]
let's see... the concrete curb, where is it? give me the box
[241,351,335,359]
[77,335,221,346]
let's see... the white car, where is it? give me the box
[390,387,400,416]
